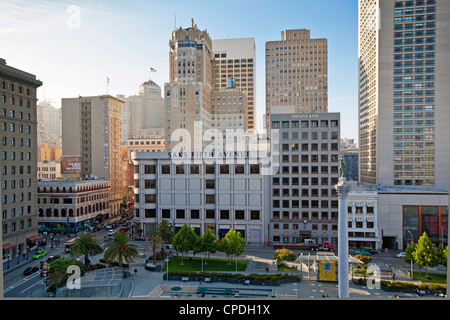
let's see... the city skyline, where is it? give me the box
[0,0,359,141]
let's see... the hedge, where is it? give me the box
[164,271,299,282]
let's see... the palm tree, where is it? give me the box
[70,233,103,265]
[103,231,139,267]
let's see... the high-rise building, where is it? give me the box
[212,38,256,131]
[62,95,125,217]
[265,29,328,130]
[358,0,450,188]
[120,80,165,143]
[37,100,61,143]
[269,112,341,245]
[164,22,214,152]
[1,58,42,260]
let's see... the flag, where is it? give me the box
[107,76,110,83]
[150,67,157,73]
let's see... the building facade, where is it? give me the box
[265,29,328,130]
[132,151,270,245]
[62,95,125,217]
[37,178,110,234]
[1,58,42,260]
[269,112,340,245]
[212,38,256,131]
[358,0,450,188]
[120,80,165,143]
[164,23,214,152]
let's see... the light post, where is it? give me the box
[165,258,169,282]
[408,231,413,278]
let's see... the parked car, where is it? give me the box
[132,235,145,241]
[33,250,47,260]
[23,266,39,276]
[397,252,406,258]
[108,229,116,236]
[366,248,378,254]
[355,249,371,256]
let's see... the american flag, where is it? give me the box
[150,67,157,73]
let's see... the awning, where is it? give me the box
[26,235,41,241]
[2,243,15,250]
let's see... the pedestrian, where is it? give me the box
[392,273,396,282]
[134,268,137,277]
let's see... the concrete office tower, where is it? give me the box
[164,22,214,152]
[62,95,125,216]
[121,80,165,143]
[1,58,42,261]
[265,29,328,130]
[212,38,256,131]
[269,112,341,245]
[358,0,450,188]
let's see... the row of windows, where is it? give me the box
[273,188,337,198]
[2,218,33,234]
[136,164,261,175]
[2,137,32,147]
[2,151,33,161]
[394,0,437,8]
[2,192,32,204]
[272,177,339,186]
[1,81,32,95]
[272,119,338,129]
[1,122,32,133]
[1,95,32,108]
[139,208,261,221]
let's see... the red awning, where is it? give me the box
[26,235,41,241]
[2,243,15,250]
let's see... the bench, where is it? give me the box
[181,277,189,282]
[244,280,250,285]
[204,278,211,283]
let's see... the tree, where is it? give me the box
[404,241,416,264]
[193,228,218,266]
[412,232,438,277]
[274,248,296,267]
[103,231,139,267]
[157,219,175,258]
[172,224,197,265]
[435,244,448,266]
[70,233,103,265]
[218,229,246,265]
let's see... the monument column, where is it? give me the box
[335,154,351,298]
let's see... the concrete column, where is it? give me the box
[335,177,351,298]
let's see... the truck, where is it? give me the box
[273,239,336,252]
[312,241,336,252]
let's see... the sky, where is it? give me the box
[0,0,359,141]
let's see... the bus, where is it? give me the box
[64,237,78,253]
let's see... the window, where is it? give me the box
[161,165,171,174]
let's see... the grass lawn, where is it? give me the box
[412,272,447,284]
[167,256,248,272]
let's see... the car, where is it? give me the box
[108,229,116,236]
[23,266,39,276]
[33,250,47,260]
[397,252,406,258]
[366,248,378,254]
[46,255,60,263]
[355,249,371,255]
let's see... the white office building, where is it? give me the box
[131,151,270,245]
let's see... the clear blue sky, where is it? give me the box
[0,0,359,141]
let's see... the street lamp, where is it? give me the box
[165,258,169,282]
[408,231,414,278]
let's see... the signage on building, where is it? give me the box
[60,156,81,174]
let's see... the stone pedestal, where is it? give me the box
[335,177,351,298]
